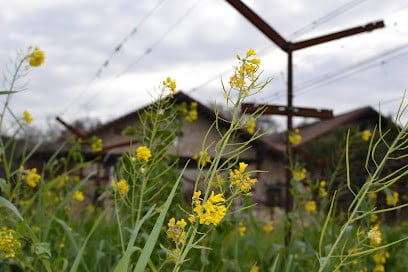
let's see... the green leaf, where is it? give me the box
[69,211,106,272]
[133,168,184,272]
[32,242,52,260]
[0,196,24,221]
[114,205,156,272]
[0,178,10,195]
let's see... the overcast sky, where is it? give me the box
[1,0,408,132]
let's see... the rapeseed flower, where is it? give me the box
[112,179,129,196]
[73,191,84,202]
[185,102,198,122]
[229,48,261,95]
[386,191,399,206]
[250,265,260,272]
[289,129,302,144]
[163,77,177,94]
[193,150,211,167]
[262,223,274,233]
[373,265,385,272]
[319,179,328,197]
[26,46,45,67]
[368,225,382,247]
[23,110,33,124]
[373,251,389,264]
[293,168,307,180]
[90,136,103,152]
[0,227,21,258]
[229,162,257,193]
[305,200,316,212]
[136,146,152,162]
[245,117,256,134]
[238,222,246,237]
[361,130,372,141]
[166,218,187,245]
[25,168,41,188]
[190,191,226,226]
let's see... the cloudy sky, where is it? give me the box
[1,0,408,132]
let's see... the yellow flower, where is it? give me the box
[166,217,187,245]
[262,223,274,233]
[26,46,45,67]
[112,179,129,196]
[163,77,177,94]
[373,251,389,264]
[368,224,382,247]
[319,179,328,197]
[305,200,316,212]
[229,162,257,193]
[193,150,211,167]
[238,222,246,237]
[90,136,103,152]
[212,173,225,189]
[386,191,399,206]
[25,168,41,188]
[373,265,385,272]
[246,48,256,57]
[245,117,256,134]
[370,214,378,223]
[23,110,33,124]
[293,168,307,180]
[250,264,260,272]
[289,129,302,144]
[361,130,371,141]
[191,191,226,226]
[136,146,152,162]
[185,102,198,122]
[0,227,21,258]
[73,191,84,202]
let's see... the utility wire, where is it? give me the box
[260,43,408,101]
[188,0,370,94]
[66,0,200,119]
[59,0,166,117]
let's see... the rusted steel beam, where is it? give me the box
[242,104,333,119]
[102,140,138,152]
[225,0,288,52]
[56,116,86,138]
[293,20,384,51]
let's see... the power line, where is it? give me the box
[188,0,369,94]
[59,0,166,117]
[261,43,408,101]
[66,0,200,120]
[95,0,167,78]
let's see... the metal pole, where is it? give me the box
[285,47,293,214]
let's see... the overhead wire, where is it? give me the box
[67,0,200,119]
[58,0,166,117]
[188,0,370,94]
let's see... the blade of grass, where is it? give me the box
[114,205,156,272]
[133,165,185,272]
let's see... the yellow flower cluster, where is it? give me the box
[229,48,261,95]
[190,191,226,226]
[250,265,260,272]
[293,168,307,180]
[163,77,177,94]
[26,46,45,67]
[166,218,187,245]
[238,222,246,237]
[25,168,41,188]
[193,150,211,167]
[0,227,21,258]
[90,136,103,152]
[262,222,274,233]
[136,146,152,162]
[112,179,129,196]
[368,224,382,247]
[289,129,302,145]
[373,251,389,265]
[229,162,257,193]
[305,200,316,212]
[319,180,328,197]
[361,129,372,141]
[386,190,399,206]
[73,191,85,202]
[245,117,256,134]
[23,110,33,124]
[185,102,198,122]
